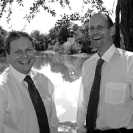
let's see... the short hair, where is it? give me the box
[91,12,114,28]
[104,14,114,28]
[5,31,34,54]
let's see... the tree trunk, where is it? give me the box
[115,0,133,51]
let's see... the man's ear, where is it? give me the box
[110,26,115,37]
[6,53,10,62]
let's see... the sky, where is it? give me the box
[0,0,116,34]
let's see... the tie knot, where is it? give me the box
[97,58,104,67]
[24,75,33,84]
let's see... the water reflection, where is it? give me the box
[0,53,88,122]
[34,53,88,82]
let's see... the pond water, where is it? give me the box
[0,53,89,125]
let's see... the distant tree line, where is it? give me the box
[0,0,113,57]
[30,13,96,55]
[2,0,128,56]
[0,13,97,56]
[0,0,133,55]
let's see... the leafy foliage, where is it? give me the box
[0,0,119,55]
[63,37,80,55]
[0,0,70,23]
[55,13,82,29]
[28,10,96,54]
[0,26,7,56]
[30,30,48,51]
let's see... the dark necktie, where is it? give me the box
[24,75,50,133]
[86,58,104,133]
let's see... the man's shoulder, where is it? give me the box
[31,70,54,96]
[31,70,52,84]
[116,48,133,59]
[117,48,133,55]
[83,53,97,66]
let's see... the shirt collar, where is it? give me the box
[9,65,26,83]
[96,44,116,63]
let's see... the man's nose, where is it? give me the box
[93,28,99,34]
[22,51,28,57]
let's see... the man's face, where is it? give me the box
[7,37,35,74]
[89,14,112,52]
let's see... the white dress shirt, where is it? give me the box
[77,44,133,131]
[0,65,59,133]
